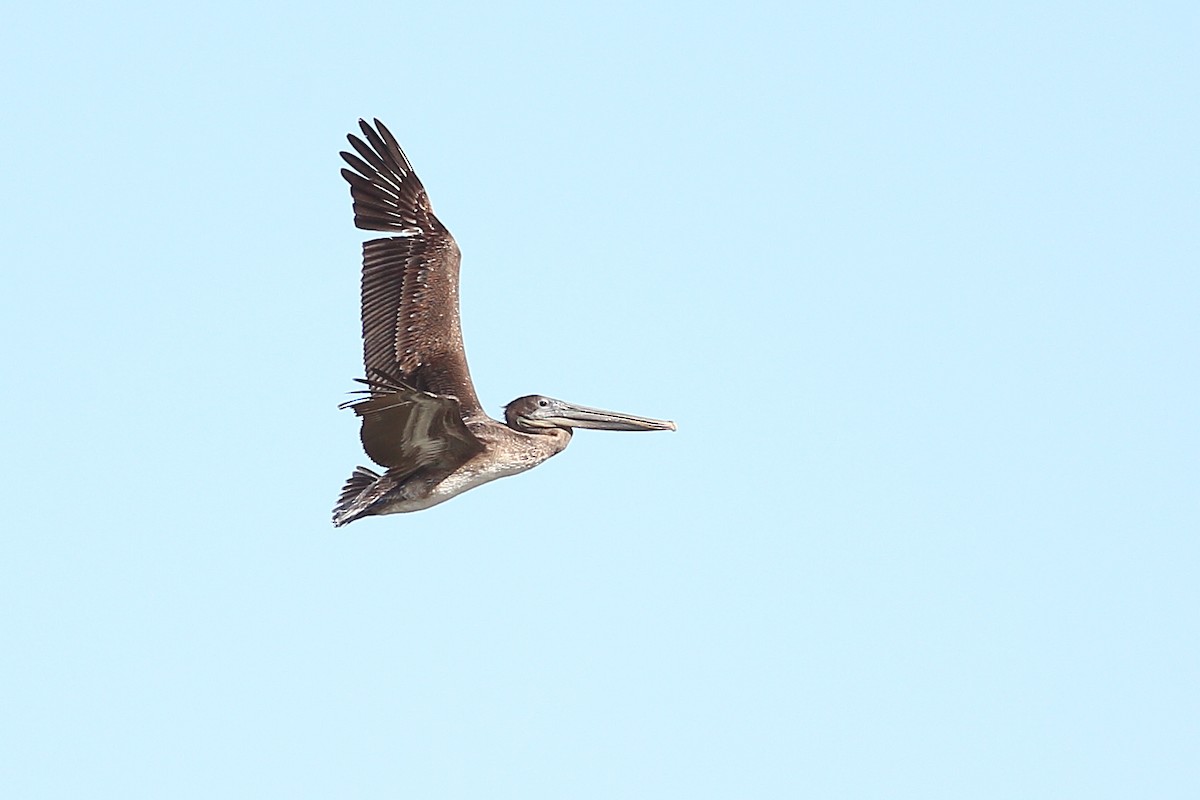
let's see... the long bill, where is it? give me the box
[545,400,677,431]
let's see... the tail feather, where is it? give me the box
[332,466,382,527]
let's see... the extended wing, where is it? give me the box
[340,119,482,415]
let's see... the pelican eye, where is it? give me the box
[538,399,549,408]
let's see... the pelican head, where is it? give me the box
[505,395,676,433]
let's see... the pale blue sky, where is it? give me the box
[1,2,1197,798]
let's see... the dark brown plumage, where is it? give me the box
[340,120,479,412]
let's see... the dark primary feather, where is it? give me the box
[340,118,481,414]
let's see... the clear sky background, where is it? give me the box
[1,2,1196,798]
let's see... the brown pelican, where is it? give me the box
[332,119,675,526]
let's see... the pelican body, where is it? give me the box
[332,120,674,526]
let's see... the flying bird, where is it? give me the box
[333,119,675,526]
